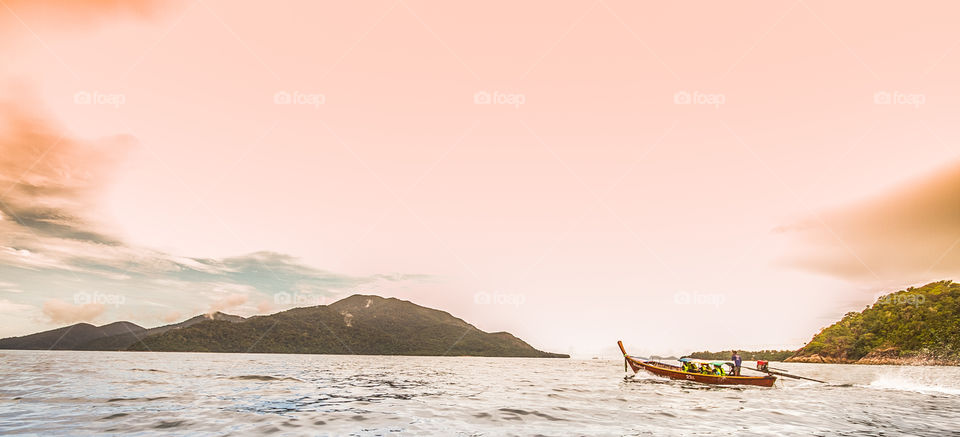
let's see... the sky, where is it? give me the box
[1,0,958,358]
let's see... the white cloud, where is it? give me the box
[208,293,248,315]
[41,299,106,324]
[0,299,33,313]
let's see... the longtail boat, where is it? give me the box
[618,341,777,387]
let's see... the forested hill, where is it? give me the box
[788,281,960,365]
[128,295,568,358]
[1,295,567,358]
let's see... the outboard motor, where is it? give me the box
[756,360,769,372]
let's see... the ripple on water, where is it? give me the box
[498,408,566,421]
[227,375,302,382]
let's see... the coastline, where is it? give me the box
[786,353,959,366]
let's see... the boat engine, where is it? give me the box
[756,360,769,372]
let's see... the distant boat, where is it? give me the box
[617,341,777,387]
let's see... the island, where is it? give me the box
[0,295,568,358]
[684,280,959,366]
[787,280,959,365]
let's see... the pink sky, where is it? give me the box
[1,0,959,357]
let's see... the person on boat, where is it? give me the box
[731,351,742,376]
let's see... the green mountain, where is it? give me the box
[789,280,960,365]
[2,295,565,357]
[128,295,567,357]
[0,321,146,350]
[79,312,245,350]
[0,312,244,351]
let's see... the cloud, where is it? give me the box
[0,93,151,278]
[781,161,960,281]
[0,281,23,293]
[161,310,181,323]
[41,298,105,324]
[2,0,164,14]
[0,0,168,33]
[0,299,33,314]
[208,293,248,315]
[0,0,431,337]
[0,94,428,334]
[256,300,273,313]
[0,96,133,246]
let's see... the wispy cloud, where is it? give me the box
[41,298,106,325]
[208,293,248,315]
[0,96,428,333]
[0,0,167,29]
[0,96,133,246]
[781,162,960,282]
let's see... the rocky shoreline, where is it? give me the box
[787,348,959,366]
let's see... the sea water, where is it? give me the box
[1,350,958,436]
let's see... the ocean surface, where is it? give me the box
[1,351,958,436]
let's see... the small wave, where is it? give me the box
[107,397,169,402]
[154,420,185,429]
[228,375,302,382]
[125,380,166,385]
[498,408,566,421]
[868,377,960,396]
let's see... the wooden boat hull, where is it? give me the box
[618,341,776,388]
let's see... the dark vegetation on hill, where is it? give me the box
[789,280,960,365]
[1,295,567,358]
[0,321,145,350]
[0,312,243,350]
[129,295,567,357]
